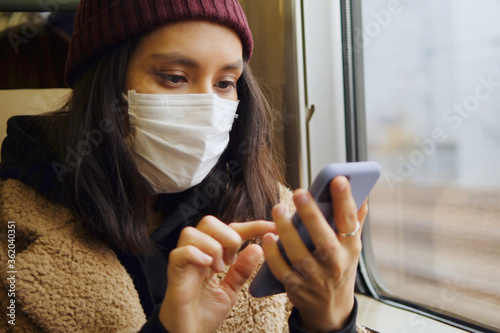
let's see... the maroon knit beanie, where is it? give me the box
[65,0,253,86]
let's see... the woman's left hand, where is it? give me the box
[262,175,368,332]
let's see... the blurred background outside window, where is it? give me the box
[363,0,500,329]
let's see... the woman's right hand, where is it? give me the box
[158,216,276,333]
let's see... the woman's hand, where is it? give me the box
[262,176,368,332]
[159,217,276,333]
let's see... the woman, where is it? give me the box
[0,0,369,332]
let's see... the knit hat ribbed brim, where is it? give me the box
[65,0,253,86]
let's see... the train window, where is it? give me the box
[360,0,500,331]
[0,4,76,89]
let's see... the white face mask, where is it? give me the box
[126,90,239,194]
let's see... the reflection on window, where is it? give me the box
[362,0,500,329]
[0,12,75,89]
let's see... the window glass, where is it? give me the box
[362,0,500,328]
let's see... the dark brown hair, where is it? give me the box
[42,37,284,254]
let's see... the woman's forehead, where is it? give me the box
[134,21,244,64]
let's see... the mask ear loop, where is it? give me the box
[234,100,240,119]
[121,91,135,144]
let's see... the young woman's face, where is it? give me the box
[126,21,244,101]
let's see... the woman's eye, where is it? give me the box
[216,81,236,90]
[156,73,186,84]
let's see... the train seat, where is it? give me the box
[0,89,71,159]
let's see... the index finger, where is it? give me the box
[330,175,359,238]
[228,221,277,241]
[196,216,243,266]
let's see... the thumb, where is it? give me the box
[219,244,263,304]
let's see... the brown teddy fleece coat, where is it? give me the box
[0,179,368,332]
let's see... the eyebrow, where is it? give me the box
[150,52,244,71]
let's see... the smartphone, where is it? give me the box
[249,161,381,297]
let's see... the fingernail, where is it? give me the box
[201,253,213,264]
[263,233,276,245]
[216,258,226,272]
[294,190,309,206]
[336,176,348,191]
[274,205,286,217]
